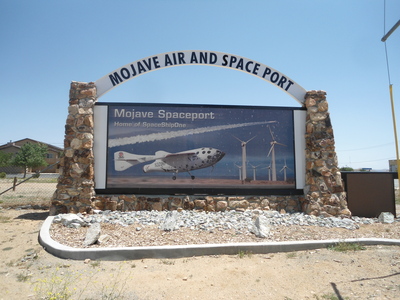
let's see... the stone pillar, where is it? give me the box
[303,90,351,217]
[50,82,97,215]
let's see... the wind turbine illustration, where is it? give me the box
[234,163,243,181]
[280,159,292,182]
[232,135,256,182]
[266,163,272,181]
[267,126,286,181]
[260,162,272,180]
[249,163,262,181]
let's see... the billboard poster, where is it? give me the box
[101,103,303,195]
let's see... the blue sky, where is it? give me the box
[1,0,399,170]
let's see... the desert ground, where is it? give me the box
[0,207,400,300]
[107,176,295,188]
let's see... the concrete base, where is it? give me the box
[39,216,400,261]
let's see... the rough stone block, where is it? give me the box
[339,208,352,217]
[79,88,96,97]
[378,212,395,224]
[152,202,162,211]
[79,99,95,108]
[194,200,206,209]
[83,223,101,246]
[68,105,79,115]
[305,98,316,107]
[229,200,247,209]
[160,211,178,231]
[84,115,94,127]
[206,204,215,212]
[183,201,194,210]
[70,139,82,150]
[216,201,228,211]
[250,216,270,238]
[105,200,117,211]
[120,195,135,202]
[171,197,182,207]
[260,199,270,208]
[78,108,93,115]
[318,100,328,112]
[310,112,327,122]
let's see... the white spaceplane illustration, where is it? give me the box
[114,147,225,180]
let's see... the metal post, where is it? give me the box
[389,85,400,181]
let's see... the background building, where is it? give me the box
[0,138,62,174]
[389,160,398,172]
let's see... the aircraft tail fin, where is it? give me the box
[114,151,155,171]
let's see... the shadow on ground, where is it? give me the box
[16,211,49,221]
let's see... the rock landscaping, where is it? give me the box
[50,210,400,248]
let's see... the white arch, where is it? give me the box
[95,50,306,105]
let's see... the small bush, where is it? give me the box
[0,172,6,178]
[160,259,175,265]
[0,215,11,223]
[90,261,101,268]
[16,272,31,282]
[238,250,253,259]
[328,242,366,252]
[286,252,297,259]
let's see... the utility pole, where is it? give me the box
[381,18,400,181]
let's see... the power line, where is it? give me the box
[347,157,396,164]
[337,142,394,152]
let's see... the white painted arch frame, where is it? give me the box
[95,50,307,105]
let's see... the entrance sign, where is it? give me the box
[95,50,307,104]
[94,102,306,195]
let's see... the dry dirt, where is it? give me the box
[1,208,400,300]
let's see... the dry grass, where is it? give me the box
[0,180,55,207]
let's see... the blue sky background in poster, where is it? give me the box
[106,104,296,182]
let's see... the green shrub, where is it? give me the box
[0,172,6,179]
[328,242,366,252]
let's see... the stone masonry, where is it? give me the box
[50,83,350,217]
[51,82,97,215]
[303,90,350,217]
